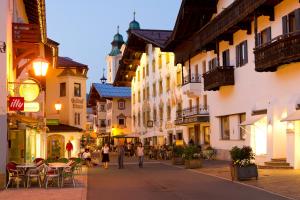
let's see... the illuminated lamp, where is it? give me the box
[33,57,49,76]
[287,122,295,132]
[55,103,62,113]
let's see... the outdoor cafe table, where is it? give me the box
[48,162,69,187]
[16,163,36,188]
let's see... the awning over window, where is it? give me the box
[281,110,300,122]
[240,115,266,126]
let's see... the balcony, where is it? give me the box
[175,106,209,126]
[254,31,300,72]
[182,74,202,98]
[203,66,234,91]
[12,23,41,43]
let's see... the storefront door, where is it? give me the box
[47,134,65,159]
[203,126,210,145]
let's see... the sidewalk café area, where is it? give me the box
[5,157,84,189]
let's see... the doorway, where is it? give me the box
[8,130,26,163]
[47,134,65,159]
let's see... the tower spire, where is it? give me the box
[117,25,119,34]
[133,10,136,20]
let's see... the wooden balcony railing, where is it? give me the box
[183,73,202,85]
[203,66,234,91]
[176,106,209,119]
[12,23,41,43]
[254,31,300,72]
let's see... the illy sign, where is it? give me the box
[9,97,24,111]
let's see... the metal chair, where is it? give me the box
[6,162,26,189]
[44,165,60,189]
[61,161,76,188]
[27,164,44,188]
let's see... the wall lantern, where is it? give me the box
[33,57,49,76]
[55,103,62,113]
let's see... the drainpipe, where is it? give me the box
[188,56,191,83]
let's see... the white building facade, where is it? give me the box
[169,0,300,168]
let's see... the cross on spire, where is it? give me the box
[117,25,119,34]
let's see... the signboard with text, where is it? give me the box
[9,97,24,111]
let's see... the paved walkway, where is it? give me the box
[0,168,87,200]
[87,160,289,200]
[193,160,300,200]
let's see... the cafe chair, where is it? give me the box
[6,162,26,189]
[44,165,60,189]
[61,161,76,188]
[27,164,44,188]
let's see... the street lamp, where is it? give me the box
[55,103,62,114]
[33,57,49,77]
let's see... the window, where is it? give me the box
[282,9,300,34]
[74,113,81,125]
[146,64,149,76]
[159,80,163,94]
[257,27,271,46]
[158,55,162,69]
[133,115,136,126]
[239,113,246,140]
[142,112,146,126]
[236,40,248,67]
[142,66,145,78]
[146,87,150,100]
[176,71,182,86]
[74,83,81,97]
[167,106,171,120]
[107,119,111,126]
[208,57,218,71]
[152,83,157,97]
[166,53,170,64]
[153,108,157,121]
[203,95,208,109]
[159,106,163,120]
[137,70,140,81]
[132,94,135,104]
[138,112,141,127]
[99,104,105,112]
[118,118,125,126]
[166,77,170,91]
[176,132,183,140]
[146,111,150,122]
[60,82,66,97]
[189,99,193,111]
[138,91,141,102]
[222,49,230,66]
[152,59,155,72]
[100,119,106,127]
[202,60,207,74]
[220,116,230,140]
[118,99,125,110]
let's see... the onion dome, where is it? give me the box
[109,26,124,56]
[128,11,140,31]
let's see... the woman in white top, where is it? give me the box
[137,143,144,168]
[101,143,110,169]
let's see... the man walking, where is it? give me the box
[117,144,125,169]
[137,143,144,168]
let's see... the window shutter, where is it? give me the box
[257,32,261,46]
[295,8,300,31]
[236,45,240,67]
[266,27,272,43]
[282,15,288,34]
[243,41,248,65]
[226,50,230,66]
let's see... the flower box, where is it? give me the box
[230,164,258,181]
[185,159,202,169]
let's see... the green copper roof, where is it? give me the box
[109,46,121,56]
[129,20,140,30]
[113,33,124,43]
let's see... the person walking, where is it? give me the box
[117,144,125,169]
[82,148,92,167]
[101,143,110,169]
[137,143,144,168]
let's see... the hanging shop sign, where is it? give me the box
[24,102,40,112]
[19,79,40,102]
[8,97,24,111]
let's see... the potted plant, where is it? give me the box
[230,146,258,181]
[183,145,202,169]
[172,145,184,165]
[202,146,216,160]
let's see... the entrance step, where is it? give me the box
[258,158,293,169]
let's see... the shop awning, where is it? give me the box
[240,115,266,126]
[281,110,300,122]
